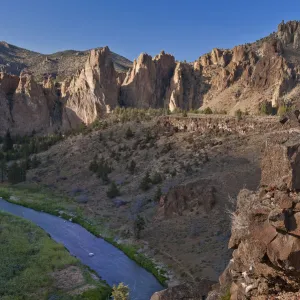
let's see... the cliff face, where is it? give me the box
[1,21,300,135]
[0,47,121,134]
[205,131,300,300]
[61,47,119,129]
[198,39,296,113]
[120,51,177,108]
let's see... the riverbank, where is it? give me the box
[0,183,168,286]
[0,210,111,300]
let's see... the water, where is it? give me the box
[0,198,163,300]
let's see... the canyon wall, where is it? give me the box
[1,21,300,135]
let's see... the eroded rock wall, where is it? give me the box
[207,132,300,300]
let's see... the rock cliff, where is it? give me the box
[206,131,300,299]
[61,47,119,128]
[1,21,300,134]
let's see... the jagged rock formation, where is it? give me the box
[206,132,300,299]
[0,47,124,134]
[198,39,296,113]
[120,51,176,108]
[120,51,203,110]
[61,47,119,128]
[1,21,300,134]
[11,72,53,135]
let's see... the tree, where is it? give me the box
[235,109,243,121]
[133,215,146,239]
[125,127,134,139]
[7,162,26,184]
[127,160,136,175]
[112,282,129,300]
[202,107,213,114]
[0,159,6,183]
[89,156,98,173]
[3,130,13,152]
[139,171,151,191]
[106,181,120,198]
[151,172,162,184]
[154,186,162,202]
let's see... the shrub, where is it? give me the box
[127,160,136,175]
[106,181,120,198]
[153,186,162,202]
[125,127,134,139]
[235,109,243,121]
[112,282,129,300]
[202,107,213,114]
[277,105,292,117]
[133,215,146,239]
[260,101,273,115]
[27,155,41,169]
[182,110,187,117]
[89,157,98,173]
[151,172,162,184]
[139,171,151,191]
[97,159,112,182]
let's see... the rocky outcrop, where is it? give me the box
[62,47,119,128]
[120,51,177,108]
[159,179,215,217]
[11,72,52,135]
[208,132,300,299]
[151,281,214,300]
[1,21,300,134]
[277,20,300,49]
[162,115,281,135]
[198,35,297,113]
[166,62,202,111]
[0,73,19,134]
[261,135,300,190]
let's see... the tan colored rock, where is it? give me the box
[267,233,300,271]
[62,47,118,128]
[277,21,300,49]
[286,212,300,237]
[12,72,51,135]
[268,209,287,232]
[0,73,19,135]
[120,51,176,108]
[166,62,202,111]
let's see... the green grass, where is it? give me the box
[220,287,231,300]
[0,211,111,300]
[0,184,168,286]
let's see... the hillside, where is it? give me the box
[0,41,132,80]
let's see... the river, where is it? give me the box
[0,198,163,300]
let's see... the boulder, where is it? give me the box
[161,179,216,217]
[150,281,214,300]
[261,137,300,190]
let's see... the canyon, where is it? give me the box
[1,21,300,135]
[2,20,300,300]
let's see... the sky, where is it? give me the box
[0,0,299,62]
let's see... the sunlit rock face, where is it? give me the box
[61,47,119,129]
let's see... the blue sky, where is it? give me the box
[0,0,299,62]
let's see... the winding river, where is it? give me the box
[0,198,163,300]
